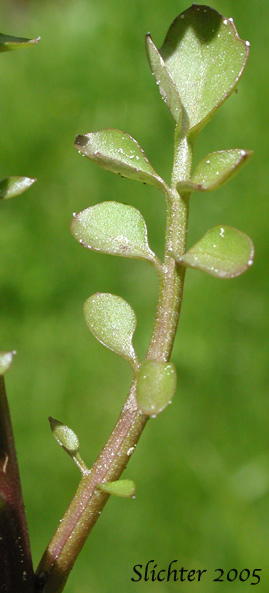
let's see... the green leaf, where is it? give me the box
[49,417,88,473]
[157,5,249,134]
[75,129,165,192]
[145,33,182,123]
[49,417,80,456]
[0,176,36,200]
[177,149,252,193]
[84,293,138,369]
[177,225,254,278]
[71,201,156,264]
[0,32,40,52]
[96,479,136,499]
[0,351,16,375]
[136,360,177,416]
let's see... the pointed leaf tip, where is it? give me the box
[177,225,254,278]
[0,351,16,375]
[0,32,40,52]
[136,360,177,416]
[177,149,252,193]
[84,293,138,369]
[0,176,36,200]
[96,479,136,498]
[75,129,165,192]
[49,417,80,455]
[158,5,249,134]
[71,201,156,264]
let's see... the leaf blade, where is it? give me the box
[176,225,254,278]
[75,129,165,192]
[96,479,136,499]
[0,32,40,52]
[136,360,177,416]
[83,293,138,368]
[0,177,36,200]
[49,417,80,456]
[159,5,249,134]
[71,201,156,264]
[177,149,252,193]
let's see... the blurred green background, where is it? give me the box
[0,0,268,591]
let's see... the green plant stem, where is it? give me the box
[36,380,148,593]
[146,132,193,360]
[146,194,189,361]
[36,133,193,593]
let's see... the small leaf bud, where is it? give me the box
[96,479,136,498]
[49,417,80,455]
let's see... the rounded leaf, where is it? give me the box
[49,417,80,455]
[96,479,136,498]
[0,351,16,375]
[177,149,252,193]
[136,360,177,416]
[145,33,182,123]
[84,293,138,368]
[177,225,254,278]
[159,5,249,134]
[71,201,156,263]
[75,129,165,192]
[0,177,36,200]
[0,32,40,52]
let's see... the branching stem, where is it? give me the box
[36,130,193,593]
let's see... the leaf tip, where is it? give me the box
[241,149,253,159]
[74,134,88,151]
[0,351,16,375]
[25,176,37,189]
[30,36,41,45]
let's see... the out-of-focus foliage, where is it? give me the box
[0,1,268,592]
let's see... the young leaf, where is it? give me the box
[0,351,16,375]
[177,149,252,193]
[49,417,80,456]
[157,5,249,135]
[0,32,40,52]
[49,417,88,474]
[96,479,136,499]
[145,33,182,123]
[0,176,36,200]
[75,129,165,192]
[84,293,138,369]
[71,201,157,265]
[176,225,254,278]
[136,360,177,416]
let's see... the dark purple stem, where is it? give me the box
[0,375,34,592]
